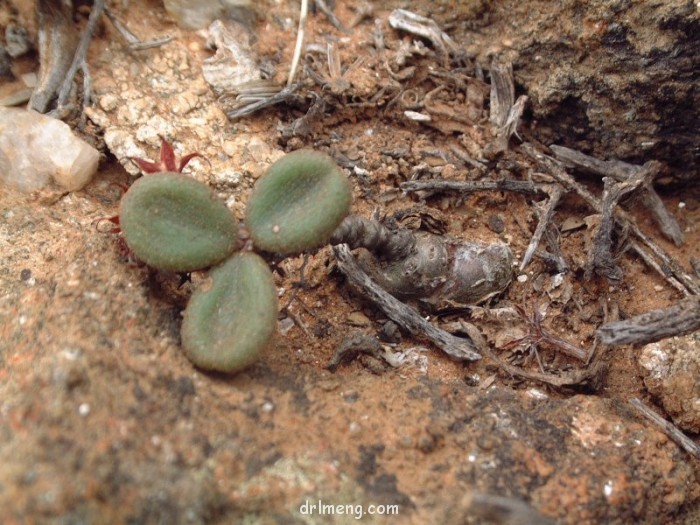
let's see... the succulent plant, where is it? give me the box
[113,140,352,374]
[181,252,278,373]
[246,150,352,254]
[119,172,240,272]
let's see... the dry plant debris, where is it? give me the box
[2,1,699,522]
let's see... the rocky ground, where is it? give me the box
[1,1,699,523]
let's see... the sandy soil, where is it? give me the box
[1,1,698,523]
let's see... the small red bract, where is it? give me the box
[129,134,206,174]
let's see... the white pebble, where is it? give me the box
[0,108,99,192]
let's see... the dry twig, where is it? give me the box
[597,296,700,346]
[551,145,683,245]
[104,7,173,50]
[388,9,457,64]
[522,143,699,296]
[400,178,547,196]
[486,61,527,155]
[586,175,643,281]
[520,185,562,271]
[453,321,604,387]
[489,62,514,128]
[629,398,700,459]
[55,0,106,112]
[314,0,348,33]
[226,83,300,120]
[333,244,481,361]
[502,304,589,361]
[288,0,309,86]
[30,0,79,113]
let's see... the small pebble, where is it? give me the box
[346,311,371,327]
[487,214,505,234]
[278,317,295,336]
[99,94,119,112]
[0,108,99,191]
[5,24,31,58]
[342,390,359,403]
[517,274,528,283]
[463,374,480,387]
[604,480,614,498]
[378,320,402,344]
[348,421,361,435]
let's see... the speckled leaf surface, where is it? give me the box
[181,252,278,373]
[246,150,352,255]
[119,173,240,272]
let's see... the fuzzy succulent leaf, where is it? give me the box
[119,173,240,272]
[181,252,278,373]
[245,150,352,255]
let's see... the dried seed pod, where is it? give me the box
[246,150,352,255]
[181,252,278,373]
[120,173,240,272]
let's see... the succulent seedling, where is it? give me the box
[181,252,278,372]
[95,136,208,264]
[119,172,241,272]
[245,149,352,254]
[110,141,352,373]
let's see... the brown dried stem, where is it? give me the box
[489,62,514,128]
[520,185,562,271]
[400,178,547,196]
[55,0,105,111]
[551,145,683,245]
[597,296,700,346]
[487,61,527,155]
[226,83,300,120]
[586,175,643,281]
[522,143,699,296]
[313,0,348,33]
[30,0,79,113]
[333,244,481,361]
[629,398,700,459]
[104,7,173,50]
[453,321,604,387]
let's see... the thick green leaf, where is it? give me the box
[246,150,352,255]
[181,252,278,373]
[119,173,240,272]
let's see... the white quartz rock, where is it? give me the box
[0,108,100,192]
